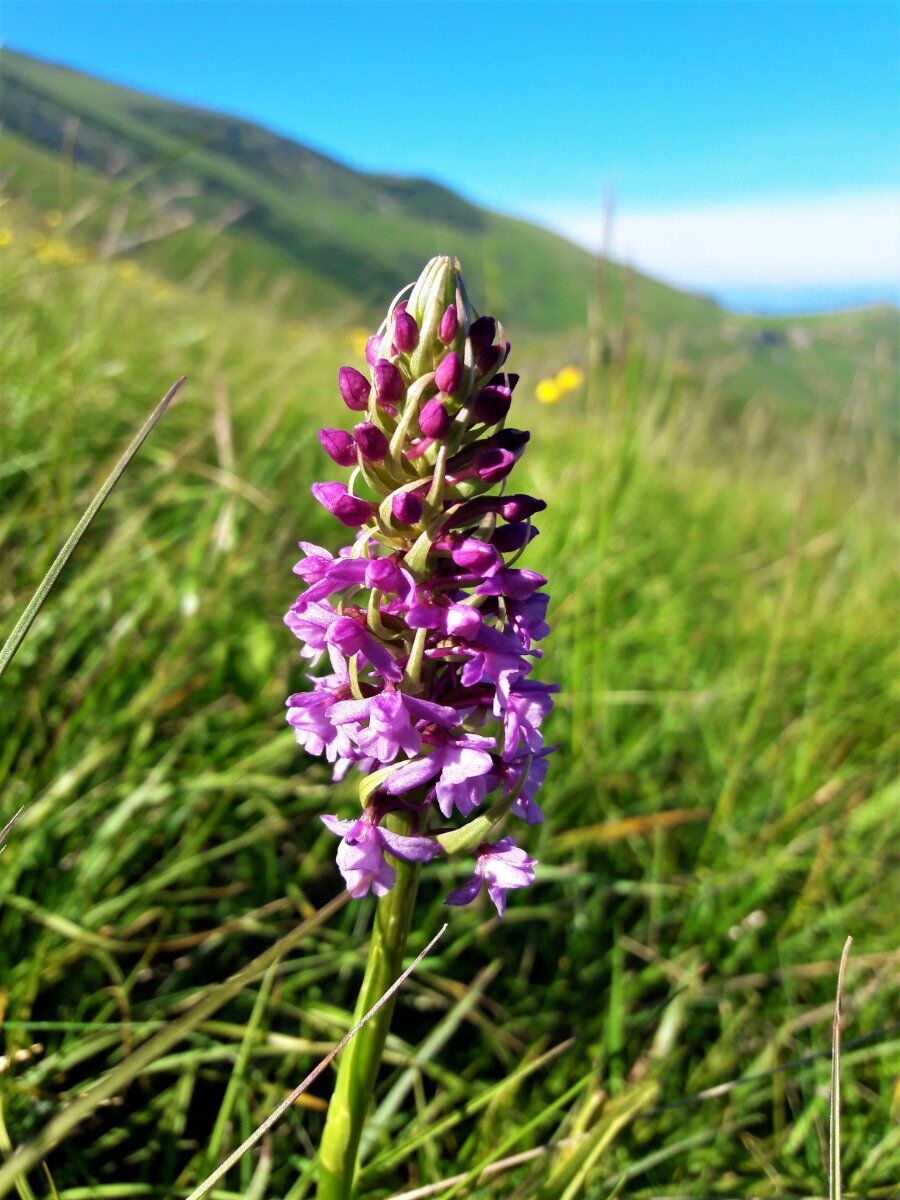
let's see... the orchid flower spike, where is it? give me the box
[285,256,556,915]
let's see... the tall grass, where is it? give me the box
[1,222,897,1197]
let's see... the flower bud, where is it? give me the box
[393,309,419,353]
[318,427,357,467]
[473,383,512,426]
[365,335,382,366]
[477,342,511,376]
[495,428,530,453]
[499,494,545,522]
[392,490,423,525]
[353,422,389,462]
[435,352,462,396]
[473,448,517,484]
[374,359,405,404]
[311,481,374,527]
[489,372,519,392]
[419,397,451,438]
[451,538,502,573]
[469,316,496,355]
[439,304,459,344]
[491,523,538,553]
[338,365,371,411]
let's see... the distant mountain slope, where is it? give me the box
[1,48,896,416]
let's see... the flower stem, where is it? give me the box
[316,816,420,1199]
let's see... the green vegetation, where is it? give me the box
[2,46,897,420]
[1,188,898,1196]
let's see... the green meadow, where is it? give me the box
[1,209,898,1198]
[1,48,899,1197]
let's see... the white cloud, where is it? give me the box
[535,191,900,293]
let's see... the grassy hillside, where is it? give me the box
[2,47,897,419]
[0,208,897,1196]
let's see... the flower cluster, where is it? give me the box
[285,256,556,917]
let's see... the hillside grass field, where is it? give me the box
[1,202,898,1193]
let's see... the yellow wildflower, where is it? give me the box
[349,327,370,358]
[535,378,561,404]
[0,228,14,247]
[555,365,584,393]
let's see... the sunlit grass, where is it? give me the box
[0,223,897,1197]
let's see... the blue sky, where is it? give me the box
[4,0,898,312]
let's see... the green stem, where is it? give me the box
[316,818,420,1199]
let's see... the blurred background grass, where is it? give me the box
[0,50,899,1199]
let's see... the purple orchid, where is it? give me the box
[321,812,440,897]
[284,256,556,914]
[444,837,537,917]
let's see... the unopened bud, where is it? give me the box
[311,482,374,527]
[393,309,419,353]
[435,352,462,395]
[318,428,357,467]
[469,316,496,355]
[354,422,389,462]
[338,366,371,411]
[392,491,423,525]
[439,304,459,344]
[419,397,451,438]
[374,359,405,404]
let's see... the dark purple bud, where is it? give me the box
[469,316,496,355]
[419,397,451,438]
[311,481,373,527]
[338,366,371,412]
[392,490,423,525]
[318,427,357,467]
[434,351,463,395]
[393,309,419,353]
[491,523,539,553]
[374,359,405,404]
[442,494,545,529]
[353,422,389,462]
[439,304,459,345]
[495,428,530,453]
[473,448,517,484]
[488,372,519,392]
[499,494,546,522]
[473,383,512,425]
[476,342,510,376]
[365,335,382,366]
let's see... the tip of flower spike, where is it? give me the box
[393,309,419,354]
[439,304,459,345]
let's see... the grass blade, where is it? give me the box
[0,376,185,680]
[829,936,852,1200]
